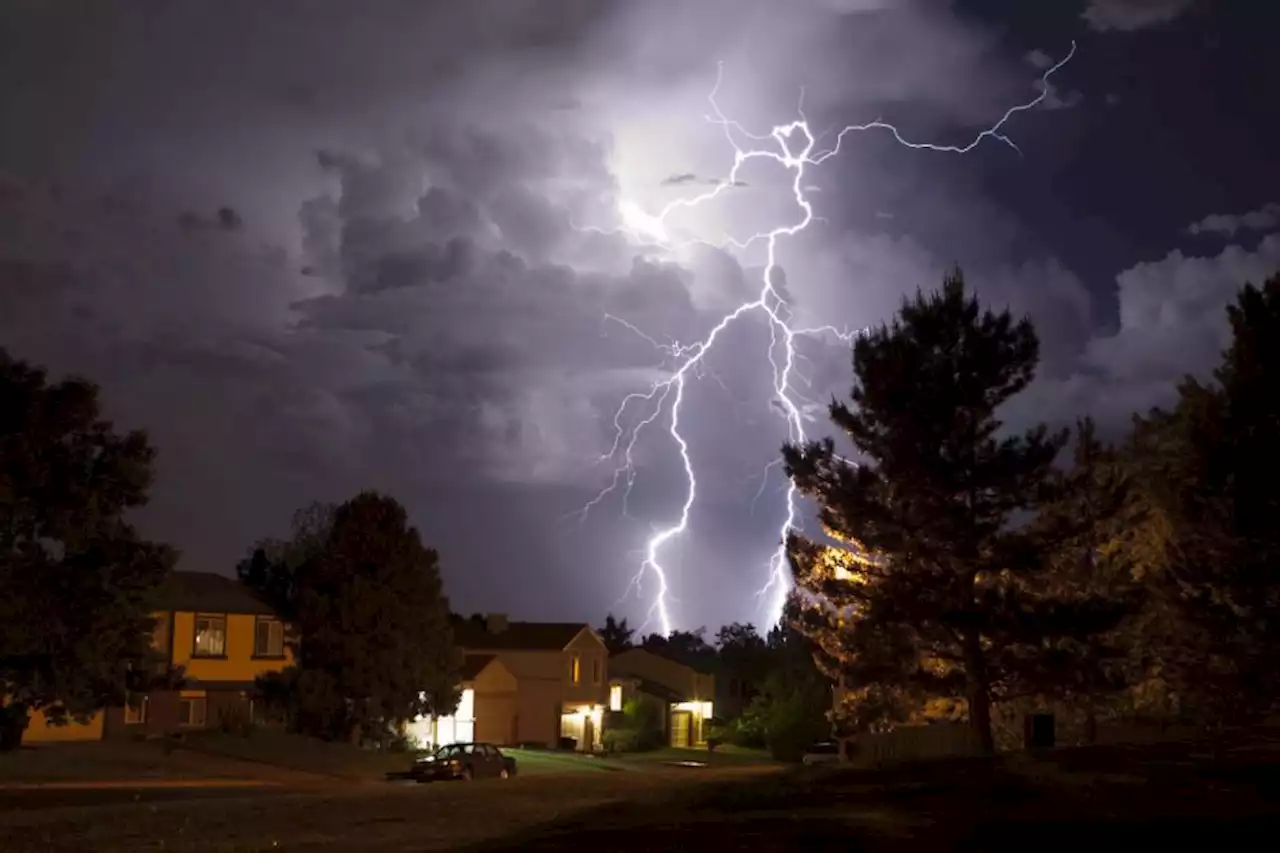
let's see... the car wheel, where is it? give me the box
[499,768,509,779]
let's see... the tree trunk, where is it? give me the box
[963,632,996,755]
[0,704,30,753]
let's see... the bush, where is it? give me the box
[603,727,641,753]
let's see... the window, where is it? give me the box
[193,614,226,657]
[609,684,622,712]
[570,654,581,684]
[124,695,148,725]
[591,657,601,685]
[254,617,285,657]
[178,696,207,727]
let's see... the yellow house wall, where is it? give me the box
[170,611,293,682]
[610,649,715,702]
[23,708,104,742]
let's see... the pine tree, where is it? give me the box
[784,270,1128,753]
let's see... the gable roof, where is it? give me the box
[612,646,716,675]
[459,654,498,681]
[452,618,595,652]
[160,571,278,616]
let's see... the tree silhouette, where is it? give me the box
[240,491,459,743]
[0,350,176,750]
[785,271,1127,753]
[597,613,635,654]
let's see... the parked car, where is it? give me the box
[801,740,842,766]
[410,742,517,781]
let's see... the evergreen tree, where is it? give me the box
[0,350,176,750]
[784,271,1127,753]
[240,491,459,742]
[597,613,635,655]
[1121,273,1280,722]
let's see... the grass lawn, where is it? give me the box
[502,748,621,775]
[0,740,233,784]
[605,744,778,768]
[181,729,411,782]
[6,731,1279,850]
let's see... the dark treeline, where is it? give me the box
[784,268,1280,753]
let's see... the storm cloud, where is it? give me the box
[1,1,1274,631]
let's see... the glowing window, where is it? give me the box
[609,684,622,712]
[193,615,226,657]
[571,654,580,684]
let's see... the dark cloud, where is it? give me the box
[0,1,1270,631]
[1187,202,1280,238]
[1081,0,1196,32]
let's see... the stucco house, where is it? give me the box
[406,614,610,752]
[22,571,292,743]
[608,647,716,748]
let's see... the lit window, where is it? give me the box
[609,684,622,712]
[254,617,285,657]
[124,695,148,725]
[571,654,580,684]
[592,657,601,685]
[178,697,207,727]
[193,615,226,657]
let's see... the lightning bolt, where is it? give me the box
[577,43,1077,636]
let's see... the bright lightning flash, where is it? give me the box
[577,43,1077,636]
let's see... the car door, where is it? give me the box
[478,744,500,777]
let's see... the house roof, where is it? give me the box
[452,618,594,652]
[161,571,277,616]
[459,654,498,681]
[635,678,684,703]
[611,646,716,675]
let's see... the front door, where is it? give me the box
[670,710,692,747]
[582,715,594,752]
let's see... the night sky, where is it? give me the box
[2,0,1276,633]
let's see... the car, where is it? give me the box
[410,742,518,782]
[801,740,842,766]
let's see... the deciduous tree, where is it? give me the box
[240,491,459,743]
[0,351,176,750]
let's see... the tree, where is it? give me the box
[1118,273,1280,723]
[784,271,1128,753]
[641,627,717,671]
[737,615,831,760]
[0,350,177,750]
[597,613,635,655]
[239,491,459,743]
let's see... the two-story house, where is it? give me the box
[108,571,292,738]
[21,571,292,743]
[609,647,716,748]
[405,614,609,752]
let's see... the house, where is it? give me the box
[406,614,610,752]
[608,647,715,748]
[23,571,292,743]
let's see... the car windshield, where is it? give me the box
[809,741,839,754]
[434,744,465,759]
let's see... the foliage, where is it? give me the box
[605,697,664,752]
[1110,273,1280,724]
[0,350,178,750]
[641,627,718,671]
[239,491,460,743]
[784,271,1130,753]
[597,613,635,654]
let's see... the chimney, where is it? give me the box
[485,613,509,634]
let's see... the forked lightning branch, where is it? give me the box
[573,43,1077,636]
